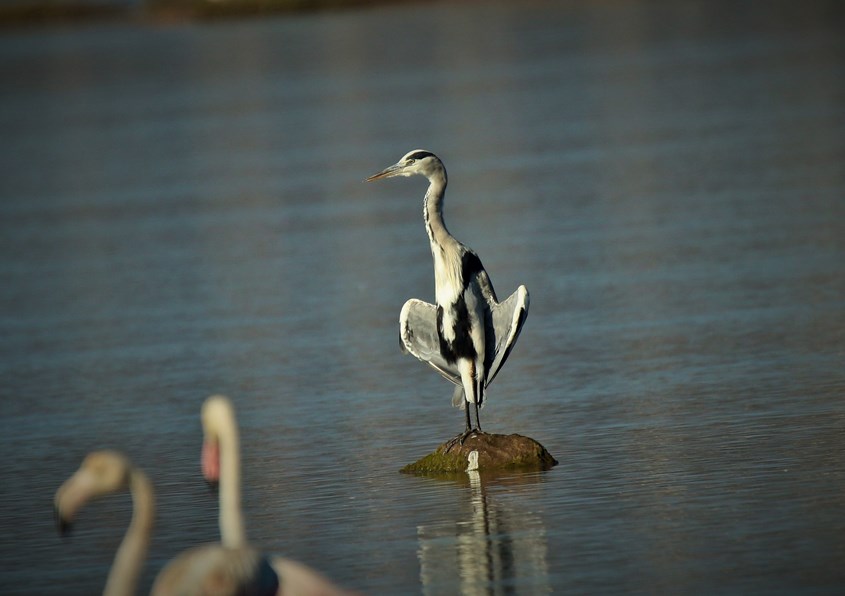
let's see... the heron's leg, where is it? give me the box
[474,401,482,432]
[472,373,484,433]
[458,402,480,445]
[455,359,478,442]
[444,405,476,451]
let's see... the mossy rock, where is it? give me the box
[401,432,558,474]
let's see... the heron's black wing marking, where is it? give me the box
[460,250,485,286]
[475,265,499,305]
[437,293,479,364]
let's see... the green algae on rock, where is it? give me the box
[401,432,558,474]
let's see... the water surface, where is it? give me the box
[1,1,844,593]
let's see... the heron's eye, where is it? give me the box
[406,159,415,165]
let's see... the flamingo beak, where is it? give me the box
[55,505,73,536]
[201,439,220,490]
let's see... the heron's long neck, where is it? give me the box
[219,419,247,548]
[103,468,153,596]
[423,174,452,250]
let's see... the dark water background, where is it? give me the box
[1,1,844,593]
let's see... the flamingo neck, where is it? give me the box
[104,467,154,596]
[218,416,247,548]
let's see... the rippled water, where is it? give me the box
[2,1,845,593]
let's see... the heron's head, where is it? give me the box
[366,149,446,183]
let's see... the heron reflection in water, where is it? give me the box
[416,454,551,594]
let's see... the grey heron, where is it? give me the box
[367,150,529,440]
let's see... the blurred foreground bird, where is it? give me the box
[152,395,358,596]
[54,450,154,596]
[54,402,357,595]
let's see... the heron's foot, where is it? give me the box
[443,433,464,451]
[463,428,485,443]
[445,429,482,451]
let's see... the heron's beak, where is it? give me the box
[365,162,403,182]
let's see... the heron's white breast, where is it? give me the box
[432,242,464,307]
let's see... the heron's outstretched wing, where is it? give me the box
[485,284,529,385]
[400,299,461,386]
[399,285,529,401]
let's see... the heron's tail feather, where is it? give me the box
[451,385,465,409]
